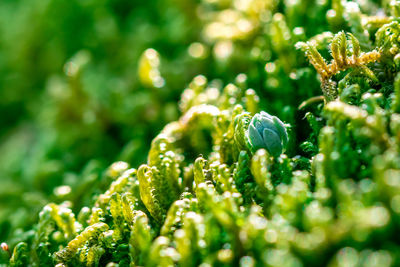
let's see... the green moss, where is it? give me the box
[2,0,400,266]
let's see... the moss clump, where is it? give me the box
[3,0,400,266]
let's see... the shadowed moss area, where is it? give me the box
[2,0,400,266]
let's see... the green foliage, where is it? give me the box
[3,0,400,266]
[297,30,381,101]
[10,243,28,267]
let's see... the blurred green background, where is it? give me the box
[0,0,203,244]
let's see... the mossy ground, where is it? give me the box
[2,0,400,266]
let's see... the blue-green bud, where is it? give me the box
[247,111,288,156]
